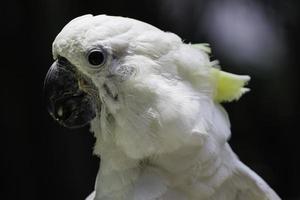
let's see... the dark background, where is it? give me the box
[1,0,299,199]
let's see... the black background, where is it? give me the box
[1,0,299,199]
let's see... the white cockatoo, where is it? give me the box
[44,14,281,200]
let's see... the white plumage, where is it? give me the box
[52,14,280,200]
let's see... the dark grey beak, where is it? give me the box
[44,57,96,129]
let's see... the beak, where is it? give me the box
[44,57,96,129]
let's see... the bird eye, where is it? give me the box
[87,49,106,67]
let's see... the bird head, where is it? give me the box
[44,14,185,129]
[44,15,250,148]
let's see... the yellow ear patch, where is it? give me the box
[211,68,250,102]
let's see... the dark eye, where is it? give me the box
[87,50,105,66]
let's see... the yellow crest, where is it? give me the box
[192,43,250,102]
[211,68,250,102]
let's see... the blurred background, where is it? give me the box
[1,0,299,199]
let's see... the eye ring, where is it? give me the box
[87,49,106,67]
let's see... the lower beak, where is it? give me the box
[44,58,96,129]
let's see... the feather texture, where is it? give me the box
[52,15,280,200]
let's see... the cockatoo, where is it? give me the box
[44,14,281,200]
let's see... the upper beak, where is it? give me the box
[44,57,96,128]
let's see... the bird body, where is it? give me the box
[45,14,280,200]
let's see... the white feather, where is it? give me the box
[52,14,281,200]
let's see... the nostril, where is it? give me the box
[57,56,71,66]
